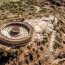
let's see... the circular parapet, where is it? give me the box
[0,22,34,47]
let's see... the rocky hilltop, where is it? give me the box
[0,0,65,65]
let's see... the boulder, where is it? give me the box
[49,0,65,6]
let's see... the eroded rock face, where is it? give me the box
[25,15,57,42]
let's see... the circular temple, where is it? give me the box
[10,26,20,36]
[0,22,34,47]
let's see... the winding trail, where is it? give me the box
[49,31,65,64]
